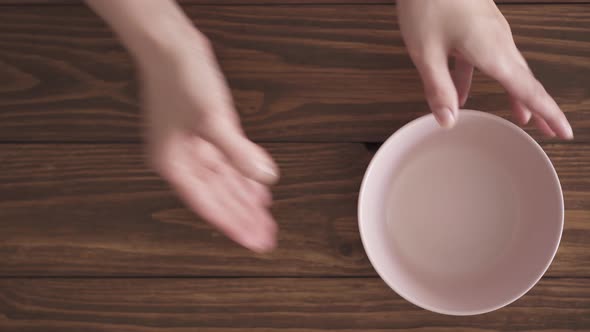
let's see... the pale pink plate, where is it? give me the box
[358,110,563,315]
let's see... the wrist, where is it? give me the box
[87,0,207,67]
[129,22,209,68]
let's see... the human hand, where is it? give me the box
[139,32,279,253]
[85,0,279,252]
[397,0,573,139]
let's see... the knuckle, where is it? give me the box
[406,43,432,68]
[190,31,214,55]
[496,16,512,35]
[523,79,547,104]
[151,156,172,179]
[407,45,425,64]
[148,147,176,181]
[487,56,513,81]
[198,111,219,130]
[425,84,449,107]
[197,34,212,49]
[531,80,546,98]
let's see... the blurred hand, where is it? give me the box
[397,0,573,139]
[139,32,279,253]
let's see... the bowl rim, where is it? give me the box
[357,109,564,316]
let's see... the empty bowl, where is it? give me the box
[358,110,563,315]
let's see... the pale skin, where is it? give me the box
[86,0,573,253]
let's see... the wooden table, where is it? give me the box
[0,0,588,330]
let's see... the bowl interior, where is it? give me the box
[358,110,563,315]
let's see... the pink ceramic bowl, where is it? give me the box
[358,110,563,315]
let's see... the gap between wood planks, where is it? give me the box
[1,1,590,5]
[0,275,587,279]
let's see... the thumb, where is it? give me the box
[412,49,459,128]
[203,116,279,185]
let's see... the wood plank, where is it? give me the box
[1,1,589,4]
[0,5,588,142]
[0,278,588,331]
[0,143,588,277]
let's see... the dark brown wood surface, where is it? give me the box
[1,0,589,4]
[0,5,589,142]
[0,1,588,331]
[0,278,588,331]
[0,143,588,277]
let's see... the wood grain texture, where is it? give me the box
[0,143,588,277]
[1,0,589,4]
[0,278,588,331]
[0,5,588,142]
[1,2,588,329]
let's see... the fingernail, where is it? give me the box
[251,238,275,254]
[434,107,456,129]
[244,231,275,253]
[522,113,532,126]
[243,235,265,253]
[562,122,574,140]
[460,94,468,107]
[257,162,279,184]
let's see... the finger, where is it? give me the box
[216,161,274,214]
[195,140,277,251]
[508,49,533,126]
[472,47,573,139]
[214,169,277,253]
[184,135,226,170]
[186,138,272,211]
[533,115,556,137]
[452,57,474,107]
[160,137,275,253]
[166,166,244,247]
[411,47,458,128]
[246,178,273,207]
[169,166,275,253]
[510,95,532,126]
[503,65,571,139]
[203,116,280,185]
